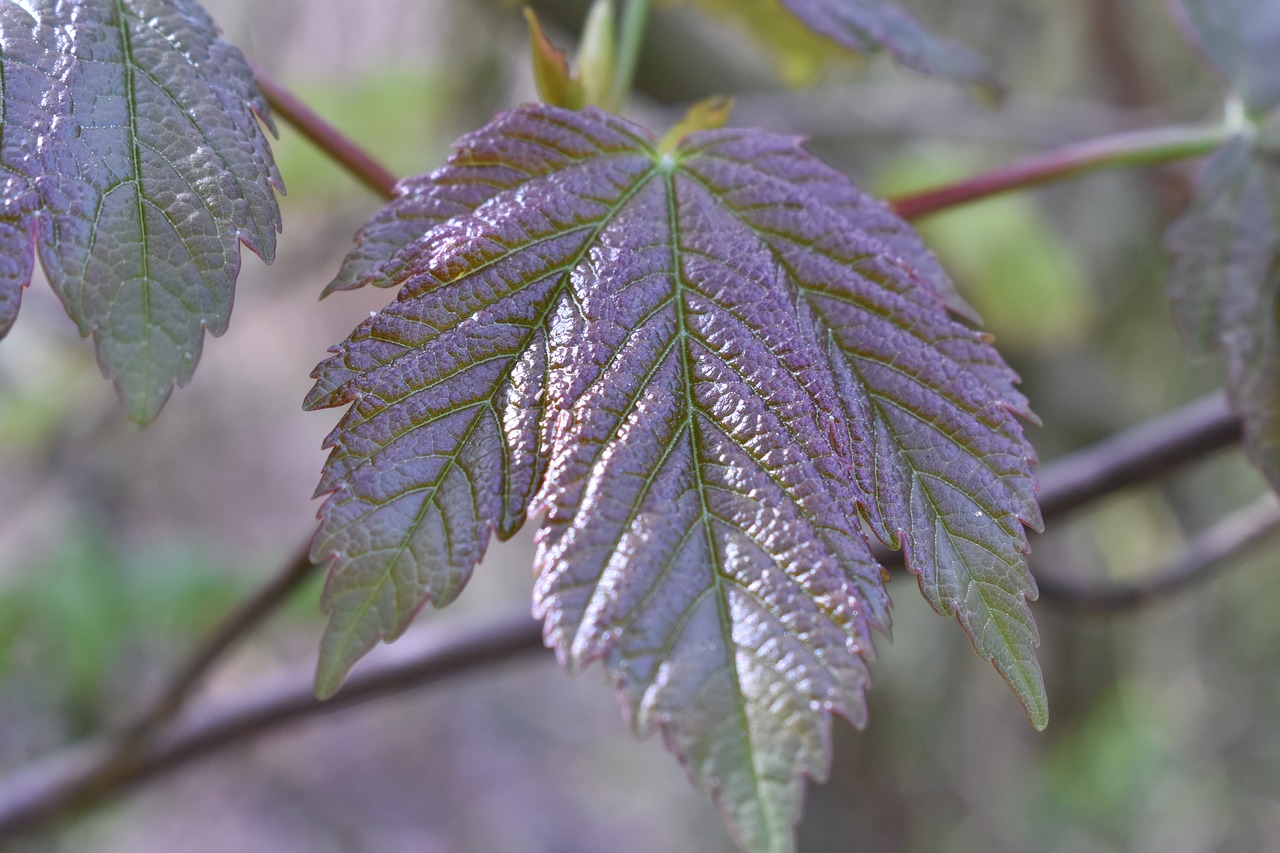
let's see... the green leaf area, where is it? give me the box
[308,104,1042,853]
[0,0,281,423]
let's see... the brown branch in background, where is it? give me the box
[0,612,545,838]
[0,392,1251,838]
[1035,495,1280,612]
[251,63,399,201]
[1034,392,1242,521]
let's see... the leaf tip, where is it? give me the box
[313,654,351,701]
[118,376,175,428]
[313,611,369,700]
[1024,685,1050,731]
[996,648,1049,731]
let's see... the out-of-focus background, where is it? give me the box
[2,0,1278,850]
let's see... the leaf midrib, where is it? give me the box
[113,0,151,355]
[663,167,783,850]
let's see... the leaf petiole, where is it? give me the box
[890,121,1235,220]
[251,64,399,201]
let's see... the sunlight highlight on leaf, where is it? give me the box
[309,104,1042,852]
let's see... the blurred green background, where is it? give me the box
[1,0,1278,850]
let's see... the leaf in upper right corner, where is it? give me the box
[1166,0,1280,489]
[1164,130,1280,489]
[1172,0,1280,115]
[683,0,995,90]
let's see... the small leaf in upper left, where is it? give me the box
[0,0,283,423]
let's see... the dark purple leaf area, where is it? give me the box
[0,0,281,423]
[1173,0,1280,114]
[776,0,995,90]
[309,104,1041,853]
[1165,132,1280,490]
[1166,2,1280,491]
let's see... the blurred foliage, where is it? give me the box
[0,528,249,739]
[270,70,451,199]
[0,350,94,449]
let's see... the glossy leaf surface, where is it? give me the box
[0,0,281,422]
[309,104,1041,852]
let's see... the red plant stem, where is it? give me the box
[891,122,1231,220]
[251,64,399,201]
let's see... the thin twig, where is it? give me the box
[251,64,399,201]
[891,122,1229,220]
[0,612,545,837]
[1035,495,1280,612]
[1035,392,1243,521]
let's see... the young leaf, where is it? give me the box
[684,0,994,90]
[524,7,587,110]
[1165,132,1280,489]
[308,104,1041,852]
[0,0,281,423]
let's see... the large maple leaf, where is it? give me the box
[0,0,281,423]
[1166,0,1280,490]
[308,104,1041,852]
